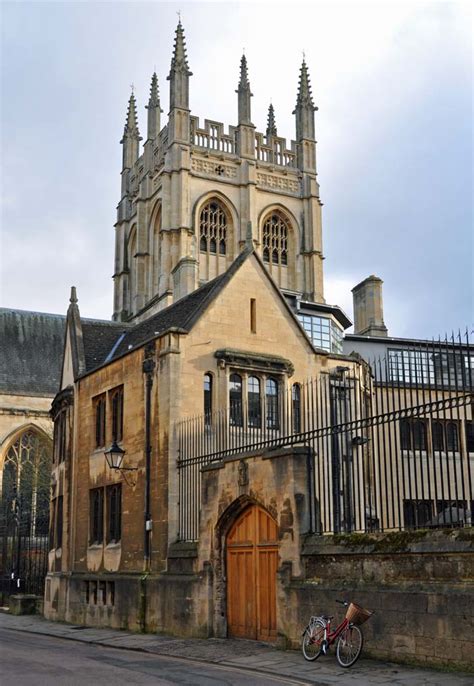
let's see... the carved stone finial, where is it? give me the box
[295,59,316,111]
[266,102,277,139]
[122,91,141,140]
[169,19,191,74]
[147,72,161,109]
[69,286,78,305]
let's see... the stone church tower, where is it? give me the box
[112,21,324,323]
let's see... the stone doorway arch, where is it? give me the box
[226,503,278,642]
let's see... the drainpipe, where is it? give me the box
[306,447,315,533]
[142,352,155,568]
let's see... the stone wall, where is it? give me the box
[278,529,474,671]
[46,567,209,638]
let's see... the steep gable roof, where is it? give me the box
[95,250,251,368]
[76,248,319,378]
[0,308,66,396]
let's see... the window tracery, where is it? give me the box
[1,430,51,532]
[199,200,227,255]
[262,212,289,266]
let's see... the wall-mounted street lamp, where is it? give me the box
[104,441,137,485]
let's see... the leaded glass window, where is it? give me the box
[432,421,444,452]
[107,484,122,544]
[229,374,243,427]
[111,387,124,443]
[1,430,51,533]
[266,378,279,430]
[292,383,301,433]
[200,200,227,255]
[262,212,288,266]
[204,373,212,424]
[412,421,427,451]
[446,422,459,452]
[248,376,261,428]
[90,488,104,545]
[95,395,106,448]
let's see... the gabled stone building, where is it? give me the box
[44,21,364,639]
[42,24,474,663]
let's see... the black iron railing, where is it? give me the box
[175,332,473,541]
[0,499,50,603]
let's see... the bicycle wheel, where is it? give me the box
[336,624,363,667]
[302,619,326,661]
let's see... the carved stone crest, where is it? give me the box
[238,459,249,493]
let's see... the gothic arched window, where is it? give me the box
[262,212,289,266]
[412,420,427,451]
[199,200,228,255]
[1,429,51,534]
[151,205,162,294]
[400,420,411,450]
[432,421,444,452]
[446,422,459,452]
[127,226,138,313]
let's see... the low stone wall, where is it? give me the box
[278,529,474,671]
[44,563,210,638]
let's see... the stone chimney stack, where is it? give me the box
[352,275,388,337]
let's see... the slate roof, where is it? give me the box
[81,320,129,372]
[79,250,250,376]
[0,308,66,396]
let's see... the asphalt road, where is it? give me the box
[0,628,310,686]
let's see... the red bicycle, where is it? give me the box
[302,600,373,668]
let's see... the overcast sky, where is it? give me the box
[1,0,472,339]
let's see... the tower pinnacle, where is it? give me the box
[266,103,277,139]
[293,58,318,157]
[147,72,161,108]
[239,54,250,89]
[236,53,253,126]
[295,59,317,111]
[167,20,192,111]
[120,92,142,170]
[169,19,191,74]
[121,92,141,141]
[146,72,163,140]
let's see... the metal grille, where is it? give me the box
[176,332,473,541]
[0,497,50,602]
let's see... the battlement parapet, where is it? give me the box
[255,132,297,168]
[191,116,236,155]
[190,116,298,170]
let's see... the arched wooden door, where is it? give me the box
[226,504,278,642]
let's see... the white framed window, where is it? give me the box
[298,314,343,353]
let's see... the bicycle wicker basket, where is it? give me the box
[345,602,373,625]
